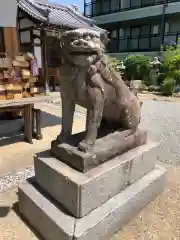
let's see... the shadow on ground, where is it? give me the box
[41,111,61,128]
[0,111,62,147]
[0,133,25,148]
[13,202,43,240]
[0,206,11,217]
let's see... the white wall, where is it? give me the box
[0,0,17,27]
[20,31,31,43]
[19,18,35,29]
[19,16,35,44]
[34,46,42,68]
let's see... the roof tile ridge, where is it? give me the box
[24,0,49,16]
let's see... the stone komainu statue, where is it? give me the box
[57,28,142,153]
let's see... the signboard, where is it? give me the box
[0,0,17,27]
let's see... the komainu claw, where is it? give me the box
[78,140,94,153]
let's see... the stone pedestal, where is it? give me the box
[18,140,167,240]
[51,129,147,172]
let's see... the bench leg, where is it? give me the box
[24,104,33,144]
[32,109,43,140]
[52,76,56,92]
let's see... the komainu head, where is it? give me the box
[60,28,108,67]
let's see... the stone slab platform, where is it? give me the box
[35,141,158,218]
[18,179,75,240]
[18,165,167,240]
[51,129,147,172]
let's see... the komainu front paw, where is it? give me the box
[78,140,94,153]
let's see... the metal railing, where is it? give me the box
[107,32,180,53]
[84,0,180,17]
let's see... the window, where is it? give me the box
[165,22,170,33]
[20,30,31,43]
[121,0,130,9]
[141,25,151,35]
[152,25,159,34]
[168,21,180,33]
[111,0,120,12]
[119,28,125,38]
[131,0,141,8]
[142,0,153,5]
[85,4,92,16]
[131,27,140,37]
[110,29,118,38]
[0,28,5,52]
[93,2,100,15]
[101,0,110,14]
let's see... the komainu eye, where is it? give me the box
[84,35,91,40]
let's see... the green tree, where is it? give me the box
[124,54,151,83]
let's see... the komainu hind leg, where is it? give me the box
[120,107,140,135]
[115,107,146,147]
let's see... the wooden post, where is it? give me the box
[3,27,20,119]
[24,104,33,144]
[32,108,43,140]
[41,28,50,94]
[3,27,19,57]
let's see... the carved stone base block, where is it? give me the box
[18,139,167,240]
[18,166,166,240]
[35,141,158,218]
[51,129,147,172]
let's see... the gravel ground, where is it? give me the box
[1,99,180,193]
[49,98,180,166]
[1,98,180,239]
[0,165,180,240]
[112,165,180,240]
[0,167,34,193]
[140,100,180,166]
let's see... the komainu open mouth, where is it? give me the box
[70,50,97,56]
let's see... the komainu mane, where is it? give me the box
[57,28,142,153]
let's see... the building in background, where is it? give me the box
[0,0,102,92]
[16,0,101,90]
[84,0,180,58]
[0,0,100,58]
[17,0,99,63]
[0,0,17,27]
[0,0,18,57]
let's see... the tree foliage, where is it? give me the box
[124,54,150,81]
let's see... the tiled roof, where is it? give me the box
[38,1,95,29]
[18,0,48,22]
[18,0,103,31]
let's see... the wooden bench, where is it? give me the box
[0,95,57,144]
